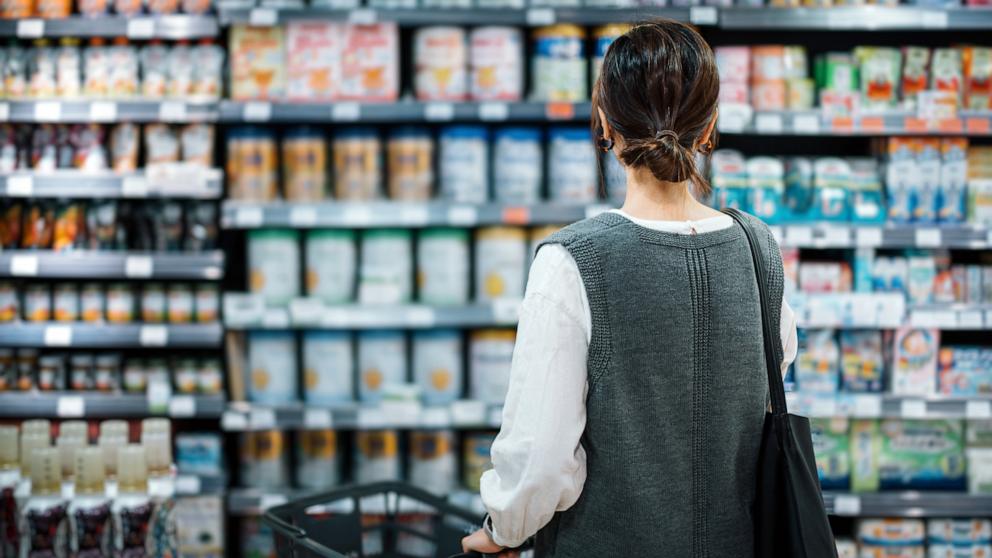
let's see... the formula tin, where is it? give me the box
[358,229,412,305]
[167,284,194,323]
[357,330,406,404]
[412,330,463,406]
[549,127,597,203]
[463,432,497,492]
[23,284,51,322]
[386,127,434,201]
[492,127,542,203]
[414,26,467,101]
[417,228,470,306]
[303,331,354,405]
[52,283,79,322]
[409,430,456,495]
[282,126,327,202]
[248,229,301,306]
[469,27,523,101]
[532,25,587,102]
[297,429,339,490]
[105,283,134,323]
[354,430,400,484]
[439,126,489,203]
[80,283,103,322]
[305,230,356,304]
[475,227,526,302]
[333,127,381,201]
[248,331,298,405]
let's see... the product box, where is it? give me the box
[859,519,926,546]
[859,547,924,558]
[782,247,800,299]
[902,46,931,107]
[849,158,886,224]
[938,346,992,396]
[915,139,942,224]
[813,157,851,221]
[796,329,840,393]
[811,417,850,490]
[939,138,969,223]
[229,25,286,100]
[891,327,939,396]
[286,22,340,101]
[852,419,966,492]
[927,519,992,545]
[337,23,399,101]
[886,138,920,223]
[927,545,992,558]
[907,257,936,305]
[931,48,963,104]
[836,538,857,558]
[963,46,992,110]
[967,448,992,494]
[800,263,852,294]
[176,433,224,477]
[856,47,901,109]
[175,496,225,557]
[711,150,749,212]
[784,157,815,221]
[746,156,786,223]
[840,330,885,392]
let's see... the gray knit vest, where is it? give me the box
[534,211,783,558]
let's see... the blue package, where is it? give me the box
[784,157,815,222]
[914,139,941,224]
[885,138,918,224]
[853,248,875,293]
[938,138,968,224]
[710,150,749,212]
[849,158,886,224]
[746,156,786,223]
[813,158,851,222]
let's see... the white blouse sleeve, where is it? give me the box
[780,300,798,376]
[479,244,590,549]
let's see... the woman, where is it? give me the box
[462,19,798,558]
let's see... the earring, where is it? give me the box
[699,140,713,154]
[598,137,614,152]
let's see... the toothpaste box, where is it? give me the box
[916,139,942,223]
[927,519,992,545]
[907,256,936,305]
[811,417,850,490]
[850,157,887,224]
[891,327,939,397]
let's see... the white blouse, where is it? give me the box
[479,210,799,548]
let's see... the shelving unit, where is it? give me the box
[0,169,224,198]
[0,323,224,349]
[786,392,992,420]
[0,392,225,419]
[218,99,593,123]
[221,399,501,431]
[823,492,992,518]
[719,109,992,136]
[716,6,992,30]
[0,251,224,280]
[0,15,219,38]
[0,99,218,123]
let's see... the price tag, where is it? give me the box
[451,400,487,426]
[44,325,72,347]
[910,310,937,328]
[850,301,876,328]
[689,5,718,25]
[966,400,992,420]
[811,397,838,418]
[833,495,861,516]
[260,494,287,511]
[10,254,39,277]
[447,206,477,226]
[331,102,361,122]
[342,206,372,226]
[88,101,117,122]
[930,310,958,329]
[501,206,530,225]
[420,407,451,428]
[57,396,85,418]
[122,175,148,197]
[915,228,941,248]
[243,101,272,122]
[921,10,948,28]
[139,325,169,347]
[0,103,9,121]
[405,307,436,328]
[399,205,429,226]
[168,395,196,418]
[146,379,172,413]
[855,228,883,248]
[479,102,509,121]
[303,408,333,429]
[793,114,820,134]
[493,298,521,324]
[966,117,991,134]
[348,8,377,24]
[288,206,318,228]
[175,475,201,495]
[235,206,264,228]
[755,113,783,134]
[958,311,984,329]
[126,18,155,39]
[158,101,187,122]
[853,395,882,418]
[16,19,44,38]
[900,399,927,419]
[262,309,289,328]
[249,7,278,26]
[545,101,574,120]
[424,102,455,121]
[221,411,248,431]
[717,111,746,133]
[819,227,850,247]
[785,227,813,246]
[357,407,389,429]
[249,408,276,430]
[525,7,555,25]
[125,255,154,278]
[33,101,61,122]
[380,401,422,427]
[6,175,32,197]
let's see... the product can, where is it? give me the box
[123,359,146,393]
[248,229,301,306]
[226,127,278,202]
[409,430,456,495]
[532,25,587,102]
[198,358,223,395]
[174,358,198,394]
[463,432,497,491]
[69,354,93,391]
[358,229,412,305]
[80,283,104,322]
[16,349,37,391]
[470,329,516,404]
[297,429,339,490]
[105,283,134,323]
[194,284,219,323]
[23,284,51,322]
[141,283,166,323]
[167,284,194,323]
[387,127,434,201]
[0,349,14,391]
[248,331,298,405]
[417,228,470,306]
[333,128,381,201]
[37,355,65,391]
[549,127,597,203]
[591,24,630,85]
[94,354,120,392]
[412,330,463,406]
[469,27,523,101]
[475,227,527,302]
[52,283,79,322]
[357,330,406,404]
[0,282,17,322]
[146,358,169,388]
[492,127,543,203]
[439,126,489,203]
[282,126,327,202]
[242,430,289,489]
[354,430,400,484]
[414,26,467,101]
[303,331,354,405]
[305,230,356,304]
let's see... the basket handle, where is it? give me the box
[263,508,307,539]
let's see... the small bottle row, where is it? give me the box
[0,281,221,323]
[0,0,212,18]
[834,518,992,558]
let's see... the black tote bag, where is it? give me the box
[723,209,837,558]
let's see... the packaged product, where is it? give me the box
[715,46,750,105]
[409,430,456,495]
[248,331,298,405]
[463,432,496,491]
[31,124,58,171]
[835,539,857,558]
[413,330,463,406]
[192,40,223,100]
[963,47,992,110]
[240,431,289,489]
[181,0,211,14]
[783,157,814,220]
[282,126,327,201]
[886,138,919,223]
[110,124,139,172]
[297,430,339,491]
[144,124,180,165]
[229,26,286,100]
[227,126,278,201]
[859,519,926,546]
[914,138,942,223]
[248,229,300,306]
[82,40,109,97]
[931,48,963,104]
[147,0,178,14]
[475,227,526,302]
[185,202,218,251]
[52,200,84,251]
[21,201,54,249]
[337,23,399,102]
[938,346,991,395]
[414,26,467,101]
[181,124,214,167]
[927,519,992,545]
[23,284,52,322]
[167,283,193,323]
[107,39,138,97]
[175,434,223,477]
[840,331,884,392]
[198,358,222,394]
[470,329,515,404]
[3,46,28,98]
[303,331,354,405]
[141,283,166,323]
[745,156,785,223]
[28,42,57,98]
[811,417,850,490]
[493,127,542,203]
[712,150,749,211]
[157,200,185,251]
[333,127,381,200]
[113,0,142,15]
[0,350,13,390]
[0,0,33,17]
[54,39,81,97]
[751,45,786,110]
[532,25,586,102]
[357,229,412,304]
[122,359,146,392]
[417,228,470,306]
[938,137,968,223]
[852,419,966,492]
[470,26,524,101]
[439,126,489,203]
[354,431,400,484]
[386,127,433,201]
[786,78,815,109]
[19,448,69,558]
[0,201,19,249]
[812,157,851,222]
[907,255,936,305]
[286,22,339,102]
[795,329,840,393]
[140,42,169,98]
[799,262,851,293]
[901,46,931,107]
[816,52,858,93]
[80,283,103,322]
[37,355,65,390]
[927,544,992,558]
[16,350,37,390]
[357,330,406,404]
[174,358,198,393]
[855,47,901,109]
[591,24,630,85]
[305,230,356,303]
[548,127,596,203]
[891,327,938,396]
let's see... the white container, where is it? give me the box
[414,26,467,101]
[357,331,406,404]
[409,430,457,495]
[359,229,412,305]
[469,27,523,101]
[469,329,516,404]
[532,25,587,102]
[303,331,354,405]
[439,126,489,203]
[354,430,400,483]
[549,128,597,203]
[248,230,300,306]
[475,227,527,302]
[417,229,470,306]
[240,431,288,490]
[247,331,298,405]
[305,230,356,304]
[413,330,463,406]
[493,127,543,203]
[296,430,338,490]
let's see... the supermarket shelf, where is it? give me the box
[793,294,992,331]
[787,392,992,420]
[0,99,218,123]
[0,322,223,348]
[909,304,992,330]
[719,109,992,136]
[0,392,225,419]
[0,251,224,280]
[770,223,992,250]
[175,474,228,496]
[221,400,502,432]
[0,169,224,199]
[823,492,992,518]
[0,15,218,39]
[217,100,592,123]
[718,6,992,30]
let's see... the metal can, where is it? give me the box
[357,330,406,404]
[333,128,381,201]
[0,282,18,322]
[592,24,630,85]
[23,284,52,322]
[282,126,327,202]
[52,283,79,322]
[470,329,516,404]
[174,358,199,394]
[463,432,497,492]
[358,229,412,305]
[493,127,542,203]
[549,127,597,203]
[69,353,93,391]
[141,283,166,323]
[354,430,400,484]
[409,430,456,495]
[198,358,223,395]
[94,353,120,392]
[123,359,147,393]
[248,331,298,405]
[305,230,356,304]
[414,26,467,101]
[146,358,170,388]
[242,430,289,489]
[167,284,194,324]
[469,27,523,101]
[439,126,489,203]
[80,283,104,322]
[226,126,278,202]
[248,229,301,307]
[194,284,219,323]
[532,25,587,102]
[303,331,354,405]
[417,228,470,306]
[412,330,463,406]
[387,127,434,201]
[16,349,38,390]
[37,355,66,391]
[296,429,338,491]
[474,227,527,302]
[105,283,134,323]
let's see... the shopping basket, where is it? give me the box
[263,481,489,558]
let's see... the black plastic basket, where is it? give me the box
[263,481,486,558]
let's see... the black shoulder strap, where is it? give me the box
[722,208,788,417]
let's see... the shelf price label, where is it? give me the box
[159,101,188,122]
[966,400,992,420]
[399,205,430,226]
[501,207,530,225]
[450,400,486,426]
[348,8,377,24]
[689,6,718,25]
[853,395,882,418]
[249,408,276,430]
[7,175,33,197]
[56,396,85,418]
[168,396,197,418]
[447,206,477,227]
[832,495,861,516]
[10,254,39,277]
[221,411,248,431]
[957,311,983,329]
[16,19,44,38]
[44,325,72,347]
[259,494,287,511]
[331,102,361,122]
[139,325,169,347]
[0,103,9,122]
[243,102,272,122]
[914,228,941,248]
[900,399,927,419]
[303,408,333,429]
[754,113,783,134]
[126,17,156,39]
[125,255,154,278]
[33,101,61,122]
[855,227,883,248]
[249,7,278,26]
[479,102,509,121]
[122,175,149,198]
[920,10,949,29]
[342,206,372,226]
[793,114,820,134]
[818,227,850,247]
[405,307,436,328]
[235,206,264,228]
[89,101,118,122]
[175,475,202,495]
[288,206,318,228]
[493,298,521,325]
[545,102,574,120]
[525,8,555,25]
[785,226,813,246]
[424,102,455,122]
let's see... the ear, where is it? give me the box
[597,107,613,141]
[697,108,718,150]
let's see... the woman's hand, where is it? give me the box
[461,529,519,558]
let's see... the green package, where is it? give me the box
[811,418,850,490]
[851,419,966,492]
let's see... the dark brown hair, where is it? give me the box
[592,19,719,197]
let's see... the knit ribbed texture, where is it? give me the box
[534,212,783,558]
